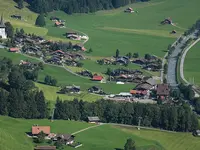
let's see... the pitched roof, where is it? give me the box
[55,134,73,140]
[34,146,56,150]
[88,116,100,122]
[0,14,5,28]
[146,78,156,86]
[92,75,103,81]
[156,84,170,96]
[32,126,50,135]
[9,47,19,52]
[135,83,152,90]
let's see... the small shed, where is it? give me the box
[88,116,100,124]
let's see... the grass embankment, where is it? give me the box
[184,42,200,86]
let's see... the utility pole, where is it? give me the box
[137,117,142,130]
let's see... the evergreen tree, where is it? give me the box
[124,138,136,150]
[44,75,51,85]
[116,49,120,58]
[5,22,14,38]
[133,53,139,58]
[17,0,24,9]
[8,69,26,90]
[35,91,47,118]
[0,89,8,115]
[35,14,46,27]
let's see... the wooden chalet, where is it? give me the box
[53,134,75,145]
[73,44,86,51]
[88,116,100,124]
[88,86,102,94]
[156,84,170,100]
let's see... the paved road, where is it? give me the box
[180,38,200,84]
[167,31,198,88]
[160,36,181,83]
[71,124,103,135]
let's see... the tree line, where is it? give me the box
[0,57,48,118]
[54,98,199,132]
[25,0,150,14]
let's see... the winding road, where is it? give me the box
[180,38,200,84]
[167,31,198,88]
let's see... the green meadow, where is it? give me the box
[1,116,200,150]
[0,0,200,98]
[184,42,200,86]
[0,49,135,97]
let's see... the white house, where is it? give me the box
[0,15,7,39]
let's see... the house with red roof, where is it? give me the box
[32,126,50,135]
[92,75,103,81]
[9,47,19,53]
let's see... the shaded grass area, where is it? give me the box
[184,42,200,86]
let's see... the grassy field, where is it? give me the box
[0,116,162,150]
[0,49,136,95]
[1,116,200,150]
[184,42,200,86]
[35,82,103,102]
[118,125,200,150]
[45,0,200,57]
[0,116,94,150]
[0,0,200,97]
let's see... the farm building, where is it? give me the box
[67,34,81,40]
[53,134,75,145]
[11,15,22,20]
[50,16,60,21]
[61,85,81,94]
[73,44,86,51]
[32,126,50,135]
[124,7,134,13]
[88,86,103,94]
[9,47,19,52]
[171,30,177,34]
[161,18,172,25]
[156,84,170,100]
[34,146,56,150]
[55,21,65,27]
[92,75,103,81]
[88,116,100,124]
